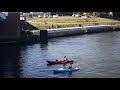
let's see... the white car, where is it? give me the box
[53,15,58,18]
[43,15,48,18]
[75,14,80,17]
[38,15,42,18]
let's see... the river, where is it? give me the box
[0,31,120,78]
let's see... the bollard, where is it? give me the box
[79,24,81,27]
[40,30,48,44]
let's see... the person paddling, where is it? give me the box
[68,62,73,69]
[62,56,73,69]
[63,62,73,69]
[62,56,68,62]
[62,56,68,69]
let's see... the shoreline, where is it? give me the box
[0,25,120,45]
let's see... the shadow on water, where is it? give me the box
[68,72,72,75]
[53,71,73,76]
[0,44,22,78]
[47,63,53,66]
[40,43,48,49]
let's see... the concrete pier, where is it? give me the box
[40,30,48,44]
[0,25,119,45]
[47,25,118,38]
[30,25,119,44]
[17,25,120,44]
[48,27,85,38]
[84,25,117,33]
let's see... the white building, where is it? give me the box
[29,12,51,17]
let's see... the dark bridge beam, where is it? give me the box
[0,12,20,42]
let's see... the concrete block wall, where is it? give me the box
[84,25,115,33]
[47,25,117,38]
[48,27,85,38]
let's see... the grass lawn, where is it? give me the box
[27,16,120,29]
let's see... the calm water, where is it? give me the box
[1,31,120,78]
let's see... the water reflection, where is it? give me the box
[1,31,120,78]
[0,45,21,78]
[40,43,48,49]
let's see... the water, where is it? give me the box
[1,31,120,78]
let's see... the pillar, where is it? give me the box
[40,30,48,44]
[6,12,20,41]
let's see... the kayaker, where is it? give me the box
[63,56,68,62]
[62,56,69,69]
[68,62,73,69]
[63,62,73,69]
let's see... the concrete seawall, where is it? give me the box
[84,25,118,33]
[47,25,119,38]
[47,27,85,38]
[1,25,119,45]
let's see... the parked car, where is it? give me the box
[43,15,48,18]
[53,15,58,18]
[38,15,43,18]
[75,14,80,17]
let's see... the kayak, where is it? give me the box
[53,67,79,73]
[47,60,74,64]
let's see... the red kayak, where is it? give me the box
[47,60,74,64]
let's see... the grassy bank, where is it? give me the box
[27,16,120,29]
